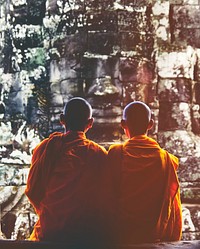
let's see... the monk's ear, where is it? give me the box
[147,119,154,130]
[121,119,127,130]
[60,113,66,126]
[87,118,94,129]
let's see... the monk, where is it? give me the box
[107,101,182,244]
[25,97,108,246]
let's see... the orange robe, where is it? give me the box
[107,135,182,244]
[25,131,107,244]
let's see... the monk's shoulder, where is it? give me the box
[32,132,62,155]
[108,144,123,157]
[33,138,48,154]
[86,139,108,155]
[161,149,179,169]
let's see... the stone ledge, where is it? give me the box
[0,240,199,249]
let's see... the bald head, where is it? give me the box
[61,97,93,131]
[122,101,152,136]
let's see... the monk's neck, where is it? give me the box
[128,132,147,139]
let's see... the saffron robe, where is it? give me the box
[25,131,107,244]
[107,135,182,244]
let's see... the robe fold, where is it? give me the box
[107,135,182,244]
[25,131,107,244]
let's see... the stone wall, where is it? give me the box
[0,0,199,240]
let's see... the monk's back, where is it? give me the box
[33,132,107,243]
[108,135,181,243]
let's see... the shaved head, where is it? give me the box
[122,101,152,136]
[63,97,92,131]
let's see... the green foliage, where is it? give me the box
[25,48,46,71]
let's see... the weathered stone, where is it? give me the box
[87,123,122,148]
[87,32,117,55]
[191,104,200,134]
[118,9,146,32]
[158,78,192,102]
[152,2,169,16]
[119,58,139,82]
[157,130,200,157]
[173,28,200,48]
[193,83,200,104]
[171,5,200,47]
[60,79,81,101]
[179,156,200,183]
[0,165,29,186]
[171,0,199,4]
[49,58,77,83]
[119,57,155,103]
[87,10,118,32]
[10,195,37,240]
[159,103,192,131]
[172,5,200,29]
[148,107,159,136]
[54,33,87,58]
[182,206,197,240]
[122,81,156,105]
[0,122,13,146]
[195,49,200,81]
[156,47,196,79]
[83,56,119,84]
[11,0,46,25]
[120,31,142,51]
[13,25,43,49]
[181,187,200,203]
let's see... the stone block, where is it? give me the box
[46,0,85,14]
[49,58,78,83]
[86,11,118,32]
[119,31,142,51]
[191,104,200,134]
[158,103,192,131]
[195,49,200,81]
[54,33,87,58]
[172,5,200,29]
[0,165,29,186]
[123,0,148,8]
[148,107,159,136]
[0,122,13,146]
[85,0,114,10]
[87,123,122,148]
[173,28,200,48]
[193,83,200,104]
[119,58,154,84]
[158,78,192,103]
[171,0,199,3]
[83,56,119,81]
[118,10,146,32]
[1,190,36,240]
[156,47,196,79]
[179,156,200,182]
[12,0,45,25]
[122,82,156,105]
[60,79,82,99]
[180,185,200,203]
[87,32,117,55]
[152,2,169,16]
[182,206,199,241]
[13,25,43,49]
[171,5,200,47]
[157,130,198,157]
